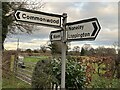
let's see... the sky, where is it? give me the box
[4,1,119,50]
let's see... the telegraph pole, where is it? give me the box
[14,38,19,74]
[61,13,67,89]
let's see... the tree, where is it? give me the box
[113,42,119,54]
[40,45,47,53]
[82,44,92,51]
[2,2,13,50]
[84,48,95,56]
[112,42,120,78]
[2,1,44,50]
[34,49,39,53]
[95,46,116,56]
[73,46,80,53]
[81,47,86,56]
[48,42,62,55]
[25,49,32,53]
[73,46,80,56]
[80,44,92,56]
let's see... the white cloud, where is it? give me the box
[97,28,118,41]
[4,42,17,50]
[4,39,49,50]
[42,0,119,2]
[99,4,117,15]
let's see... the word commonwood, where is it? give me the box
[15,9,62,28]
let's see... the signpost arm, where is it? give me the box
[61,13,67,89]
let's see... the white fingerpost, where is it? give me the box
[61,13,67,89]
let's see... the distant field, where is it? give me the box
[23,56,51,72]
[24,56,49,63]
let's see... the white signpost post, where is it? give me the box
[14,8,101,89]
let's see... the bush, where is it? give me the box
[91,74,120,88]
[31,60,54,89]
[66,59,86,89]
[32,58,86,89]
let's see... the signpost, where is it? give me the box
[14,9,62,28]
[50,18,101,42]
[66,18,101,41]
[14,8,101,89]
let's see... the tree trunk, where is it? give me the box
[2,27,8,51]
[2,2,10,51]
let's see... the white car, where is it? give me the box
[18,56,25,68]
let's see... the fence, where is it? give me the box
[15,61,36,85]
[14,56,61,89]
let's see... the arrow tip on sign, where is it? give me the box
[91,22,98,36]
[16,12,20,19]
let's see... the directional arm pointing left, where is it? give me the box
[16,12,20,19]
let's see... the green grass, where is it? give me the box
[24,57,39,63]
[23,56,49,71]
[17,56,50,77]
[2,55,31,88]
[90,74,120,88]
[2,75,31,88]
[24,56,49,63]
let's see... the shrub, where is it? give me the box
[32,58,86,89]
[31,60,54,89]
[91,74,120,88]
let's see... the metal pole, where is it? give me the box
[61,13,67,89]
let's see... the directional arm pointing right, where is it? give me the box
[91,22,98,36]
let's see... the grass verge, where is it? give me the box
[2,74,31,88]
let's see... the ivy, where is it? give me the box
[51,58,86,89]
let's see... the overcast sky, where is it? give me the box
[4,1,118,50]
